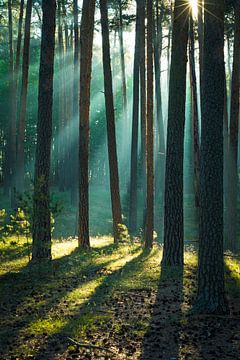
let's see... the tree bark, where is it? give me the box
[195,0,229,314]
[32,0,56,261]
[154,0,165,201]
[17,0,33,194]
[71,0,79,206]
[100,0,123,244]
[5,0,15,200]
[227,0,240,253]
[144,0,154,249]
[139,0,146,206]
[118,0,127,118]
[57,0,66,192]
[162,0,188,267]
[197,0,203,112]
[189,14,200,209]
[129,0,141,234]
[78,0,95,249]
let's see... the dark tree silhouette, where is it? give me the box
[145,0,154,249]
[78,0,96,249]
[226,0,240,252]
[17,0,33,193]
[162,0,189,266]
[100,0,123,243]
[195,0,229,314]
[32,0,56,261]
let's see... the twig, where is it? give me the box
[67,337,116,355]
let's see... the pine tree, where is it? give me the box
[194,0,229,314]
[78,0,96,249]
[162,0,189,266]
[32,0,56,261]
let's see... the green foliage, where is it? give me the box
[0,209,10,242]
[118,223,130,241]
[16,190,63,235]
[10,208,31,240]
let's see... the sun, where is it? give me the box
[189,0,198,19]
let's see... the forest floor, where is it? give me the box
[0,237,240,360]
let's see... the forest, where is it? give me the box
[0,0,240,359]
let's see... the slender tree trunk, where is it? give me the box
[17,0,33,194]
[161,0,189,267]
[227,0,240,252]
[32,0,56,261]
[100,0,122,243]
[189,14,200,209]
[145,0,154,249]
[139,0,146,198]
[71,0,79,206]
[154,0,165,201]
[129,0,141,234]
[197,0,203,112]
[118,0,127,118]
[78,0,95,249]
[195,0,229,314]
[57,0,66,191]
[13,0,24,137]
[166,0,173,88]
[5,0,15,199]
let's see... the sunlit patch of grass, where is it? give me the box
[26,317,67,336]
[225,256,240,297]
[60,277,105,314]
[0,236,30,276]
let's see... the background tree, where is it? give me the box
[144,0,154,249]
[17,0,33,194]
[100,0,123,243]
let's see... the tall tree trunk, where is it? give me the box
[145,0,154,249]
[32,0,56,261]
[154,0,165,201]
[71,0,79,206]
[139,0,146,202]
[227,0,240,252]
[100,0,122,243]
[57,0,66,192]
[161,0,188,267]
[195,0,229,314]
[189,14,200,209]
[5,0,15,200]
[17,0,33,194]
[129,0,141,234]
[166,0,173,88]
[78,0,95,249]
[197,0,203,112]
[118,0,127,118]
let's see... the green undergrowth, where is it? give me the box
[0,237,239,358]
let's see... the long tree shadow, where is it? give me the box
[31,248,153,359]
[0,241,138,358]
[141,265,184,360]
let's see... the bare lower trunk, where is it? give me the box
[162,0,189,267]
[145,0,154,249]
[189,14,200,209]
[129,0,141,234]
[32,0,56,261]
[78,0,95,249]
[100,0,122,243]
[227,0,240,253]
[17,0,33,194]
